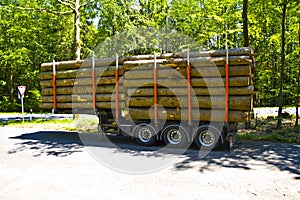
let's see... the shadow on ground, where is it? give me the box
[9,131,83,157]
[177,141,300,179]
[8,130,300,178]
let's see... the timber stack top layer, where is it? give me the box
[40,47,255,122]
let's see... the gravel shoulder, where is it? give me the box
[0,127,299,199]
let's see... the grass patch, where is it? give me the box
[238,118,300,144]
[72,115,98,133]
[0,118,77,131]
[0,118,73,126]
[0,115,99,133]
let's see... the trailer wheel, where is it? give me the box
[162,125,190,148]
[194,125,221,150]
[134,124,157,146]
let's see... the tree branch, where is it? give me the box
[61,0,76,6]
[57,0,75,10]
[16,6,73,15]
[80,1,95,9]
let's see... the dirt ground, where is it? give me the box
[0,127,299,199]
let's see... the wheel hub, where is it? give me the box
[167,129,182,145]
[139,128,152,143]
[200,131,215,146]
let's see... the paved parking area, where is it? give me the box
[0,127,299,199]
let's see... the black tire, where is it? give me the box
[162,125,190,148]
[194,125,221,150]
[134,124,157,146]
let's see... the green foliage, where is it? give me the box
[24,89,41,112]
[238,127,300,144]
[238,116,300,143]
[249,0,300,107]
[0,0,299,113]
[0,118,74,126]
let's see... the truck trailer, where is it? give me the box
[40,47,255,150]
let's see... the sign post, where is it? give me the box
[18,86,26,122]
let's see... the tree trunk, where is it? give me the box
[42,84,121,96]
[242,0,249,47]
[242,0,250,130]
[42,93,126,103]
[277,3,287,129]
[40,66,125,80]
[41,102,125,110]
[296,63,300,127]
[296,21,300,127]
[123,56,252,70]
[125,108,249,122]
[74,0,81,60]
[127,86,254,97]
[124,65,251,79]
[123,76,250,88]
[127,96,252,111]
[8,65,14,102]
[40,77,118,88]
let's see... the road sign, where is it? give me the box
[18,86,26,99]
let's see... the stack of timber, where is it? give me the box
[123,47,255,122]
[40,59,126,113]
[40,47,255,122]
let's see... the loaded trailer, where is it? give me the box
[40,47,255,150]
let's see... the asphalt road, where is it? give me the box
[0,127,299,199]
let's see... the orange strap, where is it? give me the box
[154,67,158,124]
[225,63,229,123]
[187,65,192,122]
[52,74,57,110]
[115,69,119,120]
[92,70,96,110]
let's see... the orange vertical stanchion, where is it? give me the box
[225,47,229,123]
[115,54,119,121]
[92,56,96,111]
[154,52,158,125]
[52,60,57,112]
[186,48,192,124]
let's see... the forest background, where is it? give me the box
[0,0,299,127]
